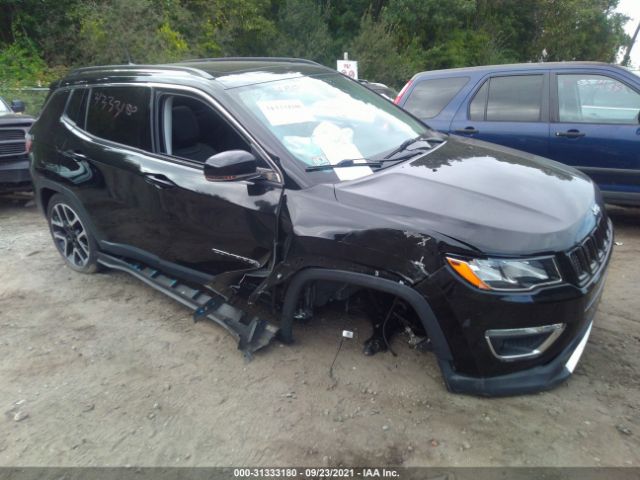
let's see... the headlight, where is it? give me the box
[446,256,561,291]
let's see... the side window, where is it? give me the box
[557,74,640,124]
[404,77,469,119]
[469,76,543,122]
[35,90,69,133]
[86,86,151,150]
[485,75,543,122]
[65,88,88,127]
[469,80,489,121]
[157,92,256,164]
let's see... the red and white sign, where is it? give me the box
[337,60,358,79]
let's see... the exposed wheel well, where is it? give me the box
[279,268,453,362]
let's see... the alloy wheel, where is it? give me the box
[50,203,91,268]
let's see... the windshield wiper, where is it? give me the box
[305,159,382,172]
[383,135,445,160]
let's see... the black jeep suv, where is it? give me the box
[29,58,613,396]
[0,96,33,193]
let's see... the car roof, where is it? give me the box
[413,61,625,78]
[60,57,334,88]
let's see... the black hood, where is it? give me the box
[333,135,600,256]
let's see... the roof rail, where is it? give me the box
[66,64,214,80]
[177,57,322,66]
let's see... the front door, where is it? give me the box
[144,89,283,274]
[548,71,640,197]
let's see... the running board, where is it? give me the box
[97,253,279,358]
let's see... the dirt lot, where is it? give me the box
[0,195,639,467]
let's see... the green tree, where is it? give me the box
[531,0,628,62]
[0,36,49,87]
[0,0,634,89]
[210,0,277,56]
[74,0,190,65]
[268,0,333,64]
[348,13,413,87]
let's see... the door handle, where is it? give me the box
[454,126,479,134]
[144,173,176,189]
[555,130,585,138]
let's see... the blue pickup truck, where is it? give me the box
[395,62,640,207]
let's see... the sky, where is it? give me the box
[617,0,640,68]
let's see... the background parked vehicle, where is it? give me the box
[395,62,640,207]
[358,79,398,101]
[0,96,34,193]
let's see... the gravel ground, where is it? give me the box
[0,195,639,467]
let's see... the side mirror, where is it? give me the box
[204,150,259,182]
[10,100,25,113]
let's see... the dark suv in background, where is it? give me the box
[395,62,640,207]
[29,58,612,396]
[0,96,33,193]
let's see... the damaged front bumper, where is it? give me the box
[439,316,594,396]
[424,222,612,396]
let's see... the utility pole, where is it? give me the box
[623,20,640,66]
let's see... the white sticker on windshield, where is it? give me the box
[257,99,314,126]
[312,122,372,181]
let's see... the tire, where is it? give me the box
[46,193,99,273]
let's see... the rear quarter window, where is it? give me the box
[403,77,469,119]
[86,86,152,151]
[65,88,89,128]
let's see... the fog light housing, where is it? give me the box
[485,323,565,361]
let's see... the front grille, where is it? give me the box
[0,126,28,158]
[0,129,26,141]
[0,142,26,157]
[567,218,612,283]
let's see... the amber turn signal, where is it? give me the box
[446,257,491,290]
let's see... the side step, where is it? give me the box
[97,253,279,358]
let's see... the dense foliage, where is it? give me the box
[0,0,631,90]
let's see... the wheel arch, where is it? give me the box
[35,178,104,243]
[39,187,58,214]
[279,267,453,363]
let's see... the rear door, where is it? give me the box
[548,70,640,197]
[400,76,471,132]
[72,85,173,256]
[450,72,550,157]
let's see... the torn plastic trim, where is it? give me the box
[97,253,279,357]
[278,267,453,363]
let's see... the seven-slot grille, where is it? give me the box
[567,218,612,283]
[0,127,27,158]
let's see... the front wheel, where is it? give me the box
[47,194,99,273]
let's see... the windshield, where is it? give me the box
[230,74,429,183]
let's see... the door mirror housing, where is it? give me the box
[10,99,26,113]
[204,150,259,182]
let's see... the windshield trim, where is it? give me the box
[223,71,346,91]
